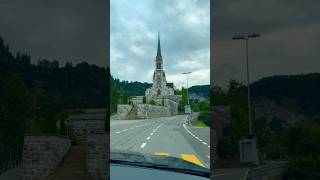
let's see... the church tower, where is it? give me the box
[156,32,163,70]
[152,32,168,95]
[145,32,174,98]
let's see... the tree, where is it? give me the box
[0,74,29,162]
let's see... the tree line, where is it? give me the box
[0,36,106,164]
[214,79,320,179]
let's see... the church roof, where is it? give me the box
[157,32,162,57]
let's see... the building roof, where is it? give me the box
[157,32,162,57]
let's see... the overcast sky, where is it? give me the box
[111,0,210,89]
[213,0,320,88]
[0,0,107,67]
[1,0,319,89]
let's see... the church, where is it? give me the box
[144,33,181,115]
[117,33,181,119]
[145,33,175,101]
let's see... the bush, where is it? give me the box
[199,111,210,126]
[149,100,156,105]
[284,156,320,179]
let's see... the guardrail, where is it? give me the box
[0,159,21,174]
[243,161,288,180]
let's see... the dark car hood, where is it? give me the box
[110,150,209,175]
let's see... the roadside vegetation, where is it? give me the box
[215,79,320,179]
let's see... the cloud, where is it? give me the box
[213,0,320,88]
[0,0,107,67]
[111,0,210,88]
[167,68,210,89]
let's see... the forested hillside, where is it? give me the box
[250,74,320,119]
[189,85,210,99]
[215,78,320,179]
[0,36,106,164]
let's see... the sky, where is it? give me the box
[213,0,320,88]
[1,0,320,89]
[0,0,107,67]
[110,0,210,89]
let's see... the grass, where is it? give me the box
[194,121,208,127]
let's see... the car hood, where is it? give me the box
[110,150,209,175]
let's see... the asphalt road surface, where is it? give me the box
[110,115,210,168]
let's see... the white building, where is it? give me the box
[145,33,175,102]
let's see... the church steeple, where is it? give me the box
[157,32,161,57]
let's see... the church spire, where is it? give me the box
[157,32,161,57]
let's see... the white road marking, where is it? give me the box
[150,133,154,136]
[147,136,151,140]
[140,143,147,148]
[182,117,210,149]
[115,131,121,134]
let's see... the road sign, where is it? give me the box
[184,105,191,114]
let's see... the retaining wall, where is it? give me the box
[136,104,170,119]
[117,105,132,119]
[86,134,107,179]
[21,134,71,180]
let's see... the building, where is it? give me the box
[145,33,175,100]
[117,33,181,119]
[144,33,181,115]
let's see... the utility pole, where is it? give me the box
[182,72,191,115]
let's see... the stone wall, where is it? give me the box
[86,133,107,180]
[164,98,179,115]
[67,109,105,140]
[21,134,71,180]
[117,105,132,119]
[68,119,105,140]
[136,104,170,119]
[131,96,144,105]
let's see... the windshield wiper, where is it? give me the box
[110,159,210,178]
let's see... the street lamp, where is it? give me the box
[234,33,261,165]
[232,33,260,137]
[182,72,191,114]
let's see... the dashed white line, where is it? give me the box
[182,118,210,149]
[147,136,151,140]
[150,133,154,136]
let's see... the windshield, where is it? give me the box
[110,0,210,175]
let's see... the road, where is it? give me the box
[110,114,210,168]
[213,168,249,180]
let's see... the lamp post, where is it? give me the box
[232,33,260,137]
[233,33,261,165]
[182,72,191,114]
